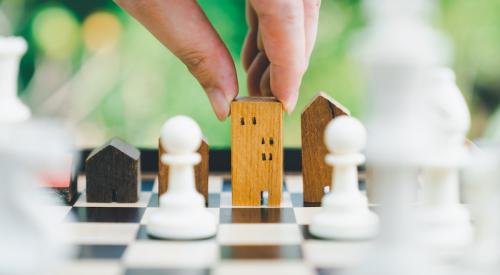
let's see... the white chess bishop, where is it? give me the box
[0,36,31,123]
[309,116,379,240]
[147,116,217,239]
[417,67,473,249]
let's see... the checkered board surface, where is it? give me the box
[48,174,372,275]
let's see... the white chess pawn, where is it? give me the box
[309,116,379,240]
[417,68,472,249]
[147,116,216,239]
[0,36,31,123]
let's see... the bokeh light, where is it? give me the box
[8,0,500,147]
[82,11,122,53]
[31,5,80,60]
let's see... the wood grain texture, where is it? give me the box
[301,92,349,204]
[231,97,283,206]
[158,137,209,203]
[86,137,140,203]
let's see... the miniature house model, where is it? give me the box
[231,97,283,206]
[86,137,141,203]
[301,92,349,204]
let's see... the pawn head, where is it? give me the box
[161,116,202,154]
[325,116,367,155]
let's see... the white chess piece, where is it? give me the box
[0,36,31,123]
[309,116,379,240]
[459,147,500,273]
[147,116,216,239]
[417,68,472,249]
[345,0,452,274]
[0,120,75,275]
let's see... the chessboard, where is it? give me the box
[47,149,372,275]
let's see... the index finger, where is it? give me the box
[249,0,306,112]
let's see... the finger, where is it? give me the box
[114,0,237,120]
[249,0,306,112]
[242,1,259,71]
[246,51,269,96]
[303,0,321,63]
[257,29,264,51]
[260,66,272,97]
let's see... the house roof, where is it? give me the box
[301,91,350,116]
[87,137,140,161]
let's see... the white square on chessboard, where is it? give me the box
[213,260,315,275]
[42,205,72,222]
[303,240,374,268]
[74,192,152,208]
[285,174,303,193]
[123,240,219,268]
[140,207,220,225]
[293,207,322,225]
[62,223,139,245]
[54,260,123,275]
[219,191,293,208]
[152,177,159,192]
[209,175,224,193]
[217,224,302,245]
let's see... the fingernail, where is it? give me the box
[207,89,231,121]
[284,92,299,114]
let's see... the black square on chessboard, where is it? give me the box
[291,193,321,207]
[125,268,210,275]
[141,179,155,192]
[77,245,127,259]
[67,207,145,223]
[316,267,342,275]
[148,194,159,207]
[220,245,302,260]
[207,193,220,208]
[147,193,220,208]
[136,225,150,240]
[219,207,295,223]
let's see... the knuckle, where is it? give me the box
[178,49,212,87]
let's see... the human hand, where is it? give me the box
[242,0,320,113]
[114,0,320,120]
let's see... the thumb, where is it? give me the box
[115,0,238,120]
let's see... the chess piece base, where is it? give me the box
[417,205,472,249]
[310,210,378,240]
[147,208,217,240]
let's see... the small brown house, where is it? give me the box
[86,137,140,203]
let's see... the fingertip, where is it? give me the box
[207,89,231,121]
[282,91,299,114]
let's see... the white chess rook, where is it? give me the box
[147,116,216,240]
[0,36,31,123]
[309,116,379,240]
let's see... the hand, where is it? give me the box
[114,0,320,120]
[242,0,320,113]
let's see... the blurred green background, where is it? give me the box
[1,0,499,148]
